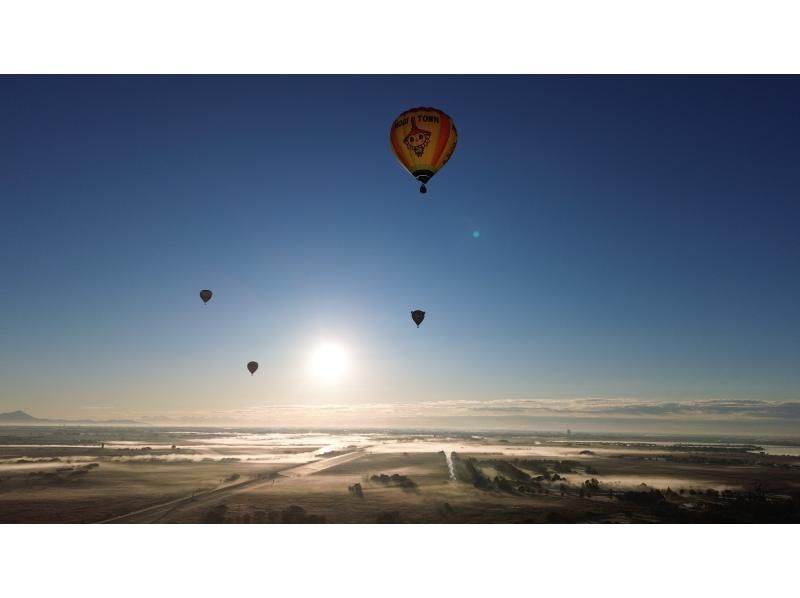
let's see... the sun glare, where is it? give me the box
[307,341,351,385]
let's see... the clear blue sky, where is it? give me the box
[1,76,799,419]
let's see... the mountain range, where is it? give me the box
[0,410,145,425]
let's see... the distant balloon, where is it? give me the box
[411,310,426,328]
[390,107,457,194]
[199,289,213,304]
[247,361,259,376]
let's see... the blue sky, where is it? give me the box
[1,76,799,421]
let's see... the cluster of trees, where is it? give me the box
[375,511,401,523]
[369,473,417,489]
[279,505,326,523]
[604,484,800,523]
[663,455,749,465]
[203,504,229,523]
[249,509,288,523]
[494,477,515,492]
[23,462,100,485]
[482,460,531,482]
[209,504,327,524]
[453,456,604,496]
[452,456,492,489]
[514,458,586,475]
[682,487,726,497]
[578,478,601,498]
[619,489,666,506]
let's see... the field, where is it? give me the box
[1,427,799,523]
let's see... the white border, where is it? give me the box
[1,524,795,597]
[1,1,799,73]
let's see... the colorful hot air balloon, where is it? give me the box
[247,361,259,376]
[411,310,425,328]
[199,289,213,304]
[390,107,457,193]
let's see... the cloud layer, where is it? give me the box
[95,398,800,437]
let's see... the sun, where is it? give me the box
[307,341,351,385]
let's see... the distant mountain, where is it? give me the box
[0,410,145,425]
[0,410,39,423]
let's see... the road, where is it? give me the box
[100,449,366,524]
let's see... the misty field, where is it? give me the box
[0,427,799,523]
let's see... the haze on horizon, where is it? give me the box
[1,76,799,437]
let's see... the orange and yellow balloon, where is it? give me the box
[390,107,457,193]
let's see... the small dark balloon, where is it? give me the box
[199,289,213,304]
[411,310,425,328]
[247,361,259,375]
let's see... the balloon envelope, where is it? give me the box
[411,310,425,328]
[199,289,213,304]
[247,361,259,375]
[390,107,457,191]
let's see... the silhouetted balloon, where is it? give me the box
[411,310,425,328]
[199,289,213,304]
[247,361,259,375]
[390,107,457,193]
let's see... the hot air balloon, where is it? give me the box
[199,289,213,304]
[390,107,457,194]
[247,361,259,376]
[411,310,425,328]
